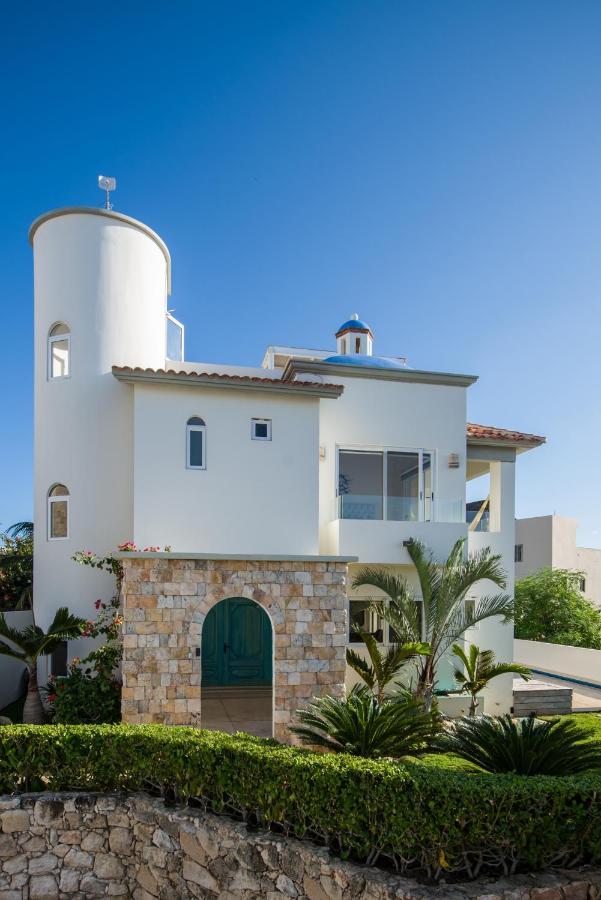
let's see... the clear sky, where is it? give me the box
[1,1,600,546]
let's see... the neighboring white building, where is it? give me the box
[30,206,545,722]
[515,515,601,607]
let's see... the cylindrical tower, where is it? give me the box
[30,208,171,640]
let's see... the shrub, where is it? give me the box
[437,714,601,775]
[291,685,439,757]
[0,724,600,880]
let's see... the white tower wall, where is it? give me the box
[31,208,170,636]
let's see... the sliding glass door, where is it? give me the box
[338,448,434,521]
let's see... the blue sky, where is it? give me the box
[1,1,600,546]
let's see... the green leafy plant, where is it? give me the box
[451,644,531,716]
[0,608,84,723]
[44,550,127,725]
[47,597,123,724]
[437,714,601,775]
[515,568,601,649]
[0,724,600,879]
[353,539,512,710]
[0,528,33,611]
[291,685,439,758]
[346,626,430,703]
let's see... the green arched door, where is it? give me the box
[201,598,272,686]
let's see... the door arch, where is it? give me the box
[201,597,273,686]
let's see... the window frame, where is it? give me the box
[336,445,436,522]
[166,313,185,362]
[348,594,425,644]
[186,418,206,470]
[514,544,523,563]
[47,484,70,541]
[47,324,71,380]
[251,418,272,442]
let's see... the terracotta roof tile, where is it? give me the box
[112,366,344,395]
[467,422,546,444]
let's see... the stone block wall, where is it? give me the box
[120,556,349,741]
[1,792,600,899]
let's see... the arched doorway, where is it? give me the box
[201,597,273,737]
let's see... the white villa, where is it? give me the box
[30,206,545,740]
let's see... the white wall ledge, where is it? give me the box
[116,551,359,562]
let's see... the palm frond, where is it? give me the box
[351,568,412,604]
[5,521,33,539]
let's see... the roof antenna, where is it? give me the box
[98,175,116,210]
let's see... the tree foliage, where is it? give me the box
[346,626,429,703]
[451,643,531,715]
[0,608,84,723]
[353,539,512,708]
[0,530,33,611]
[514,568,601,649]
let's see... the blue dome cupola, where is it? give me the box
[335,313,373,357]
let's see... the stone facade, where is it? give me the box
[120,556,349,741]
[1,792,600,899]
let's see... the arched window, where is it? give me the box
[48,323,70,379]
[186,417,206,469]
[48,484,69,540]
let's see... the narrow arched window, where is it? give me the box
[48,323,70,379]
[48,484,69,540]
[186,417,206,469]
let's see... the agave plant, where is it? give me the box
[451,643,531,716]
[353,538,513,710]
[0,607,84,723]
[346,625,430,704]
[437,714,601,775]
[291,685,439,758]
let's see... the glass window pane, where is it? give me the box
[387,452,419,521]
[50,484,69,497]
[339,451,383,520]
[254,422,268,438]
[51,339,69,378]
[189,429,203,467]
[167,317,184,361]
[423,452,432,522]
[50,500,68,538]
[349,600,384,643]
[50,323,69,336]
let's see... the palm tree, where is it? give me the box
[291,685,439,758]
[0,607,84,723]
[346,626,430,704]
[451,643,531,716]
[436,714,601,775]
[352,538,513,710]
[5,522,34,540]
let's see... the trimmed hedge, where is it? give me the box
[0,724,600,880]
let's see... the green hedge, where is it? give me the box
[0,724,600,880]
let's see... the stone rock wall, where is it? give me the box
[120,557,349,741]
[0,793,600,899]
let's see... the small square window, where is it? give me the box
[251,419,272,441]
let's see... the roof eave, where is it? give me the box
[283,358,478,388]
[112,366,344,398]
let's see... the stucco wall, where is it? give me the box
[515,638,601,687]
[318,376,469,561]
[32,211,168,638]
[132,384,322,555]
[120,555,348,742]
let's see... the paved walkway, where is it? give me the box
[201,686,273,737]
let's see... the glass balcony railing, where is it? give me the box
[336,495,465,524]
